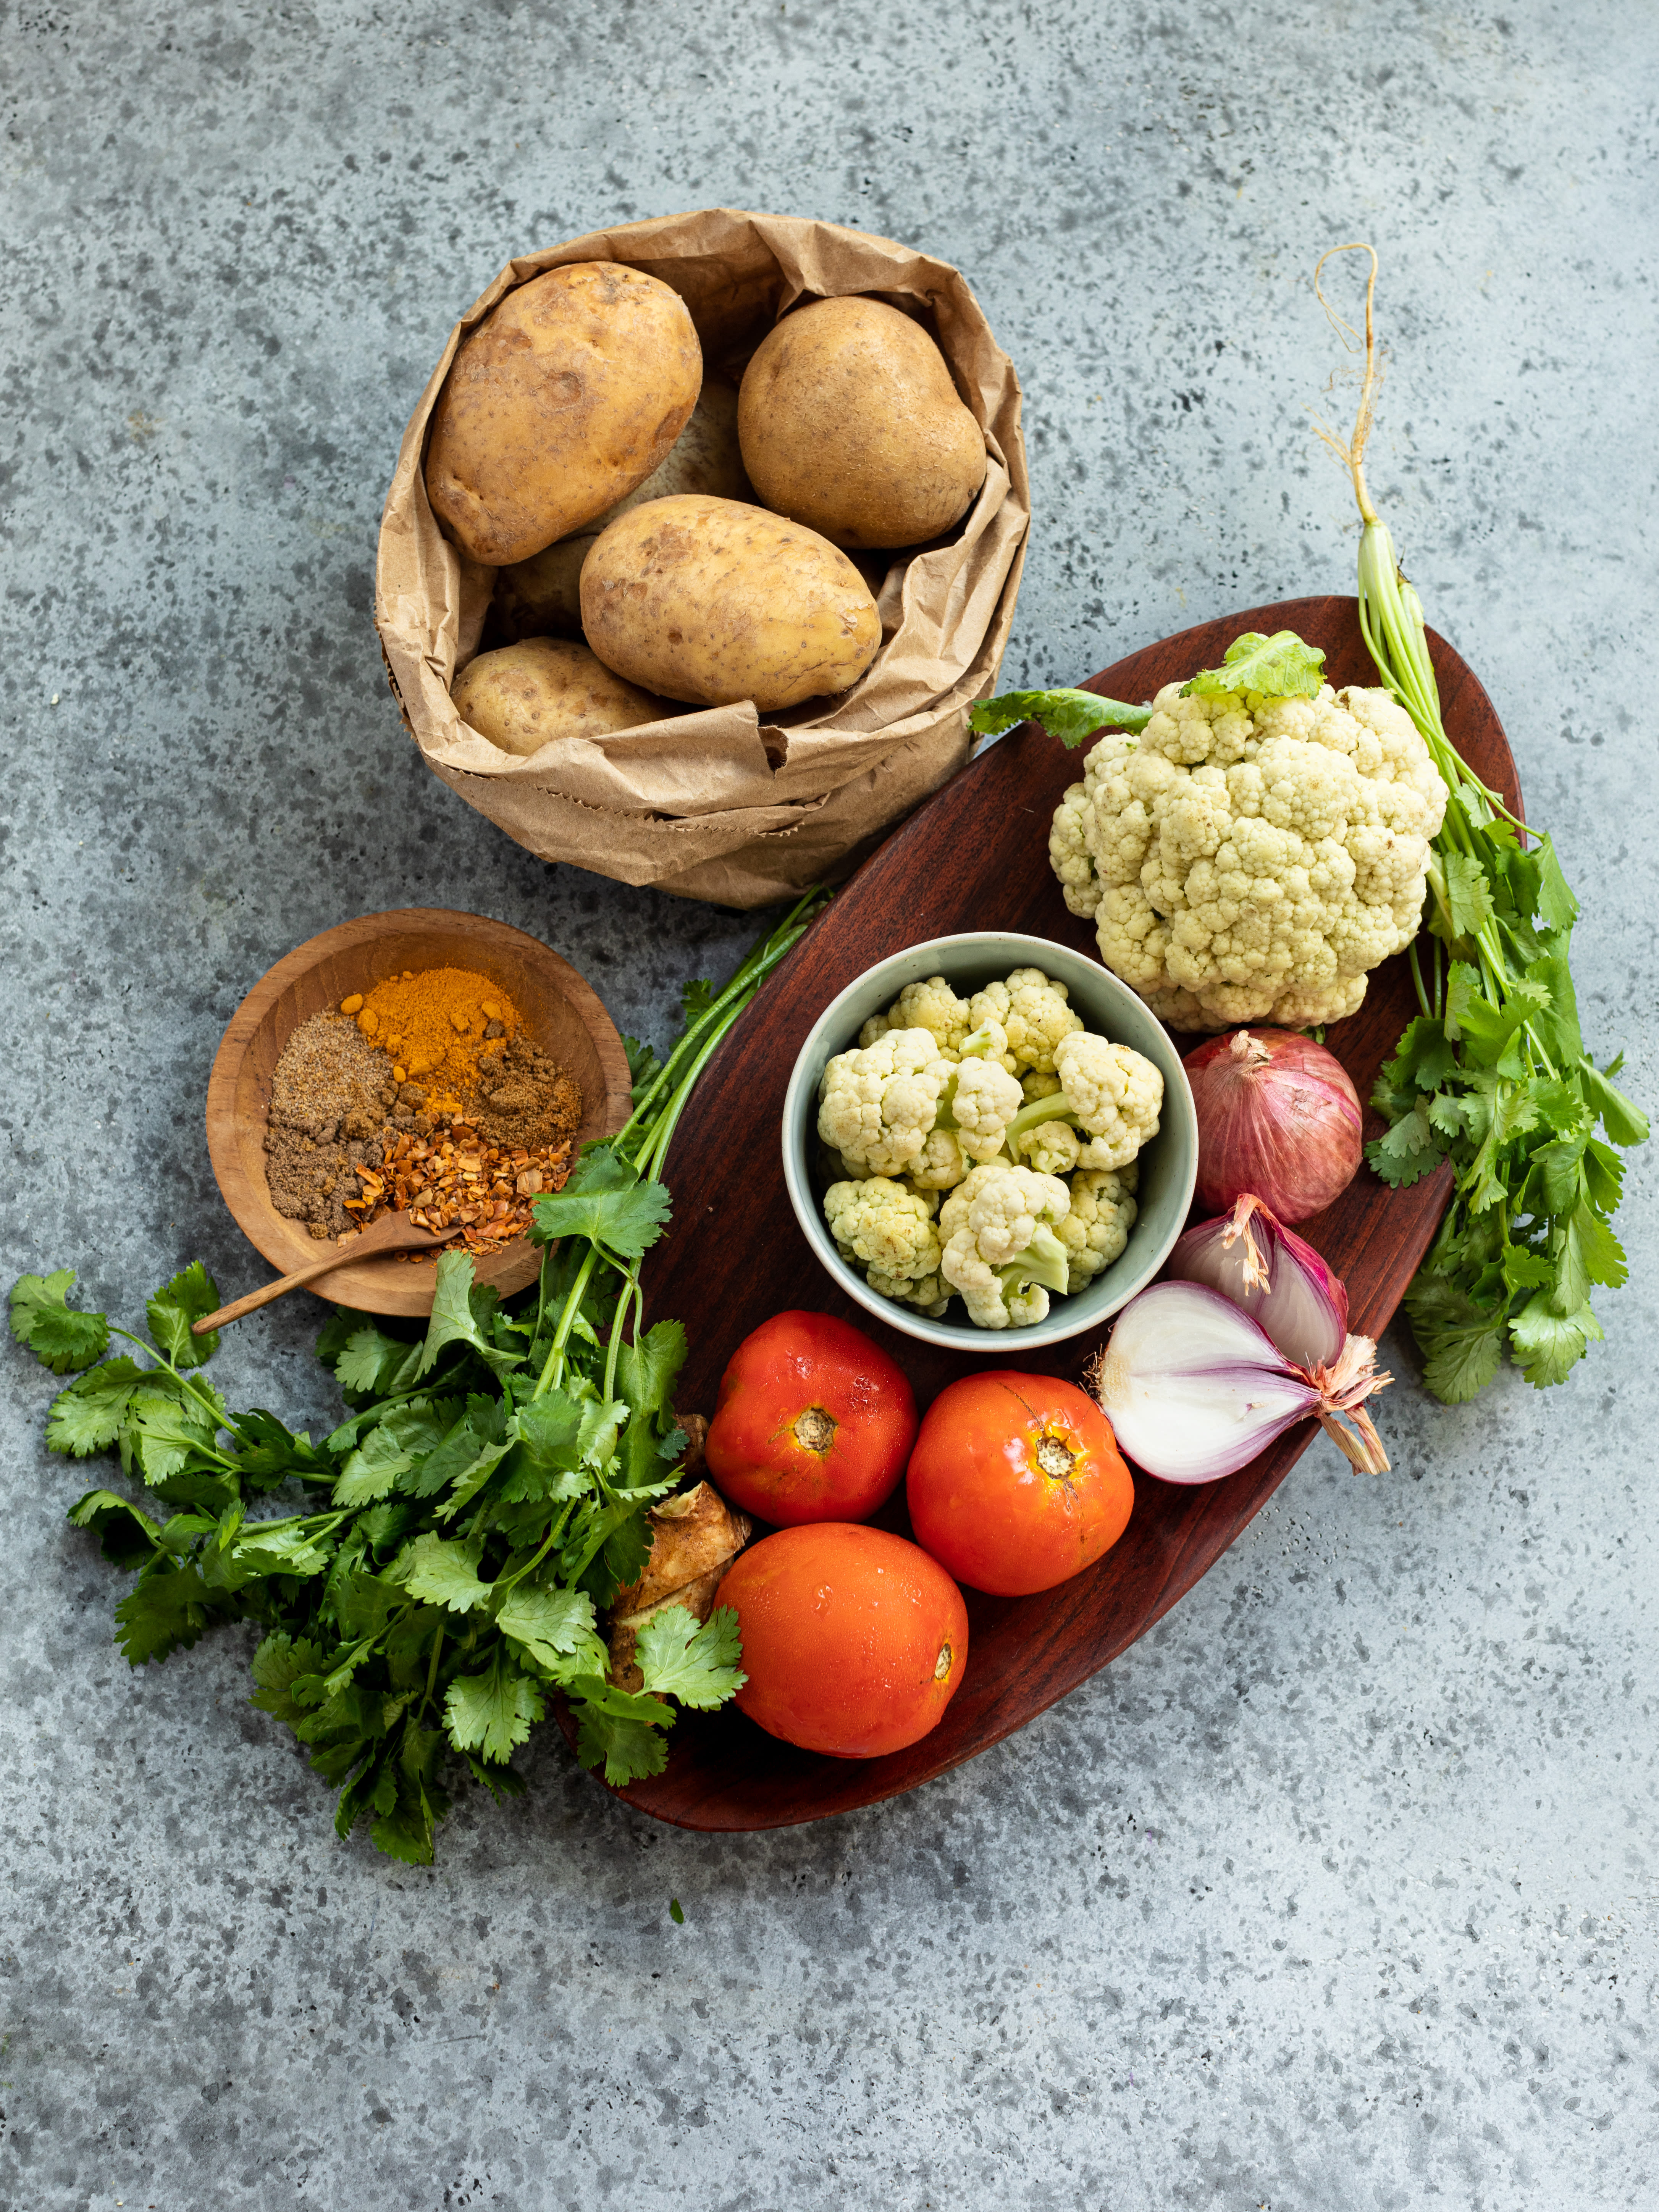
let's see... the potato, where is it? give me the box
[580,495,882,712]
[588,375,750,530]
[452,638,668,758]
[738,296,987,549]
[491,536,598,642]
[425,262,701,566]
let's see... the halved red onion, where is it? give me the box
[1090,1279,1391,1484]
[1164,1195,1347,1370]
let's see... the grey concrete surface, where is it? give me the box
[3,2,1656,2206]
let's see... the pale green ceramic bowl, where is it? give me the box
[780,932,1198,1351]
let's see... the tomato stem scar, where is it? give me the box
[793,1405,837,1454]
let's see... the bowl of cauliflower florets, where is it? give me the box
[782,934,1198,1348]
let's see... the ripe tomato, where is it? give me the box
[717,1523,968,1758]
[703,1310,918,1527]
[906,1371,1133,1596]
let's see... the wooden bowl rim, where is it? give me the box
[204,906,632,1318]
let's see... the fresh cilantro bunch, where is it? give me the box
[1314,245,1646,1399]
[10,891,824,1863]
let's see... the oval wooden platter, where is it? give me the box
[562,595,1520,1831]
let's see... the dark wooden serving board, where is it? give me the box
[559,595,1520,1831]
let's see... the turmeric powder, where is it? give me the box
[355,966,519,1105]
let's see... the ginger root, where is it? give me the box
[607,1479,749,1692]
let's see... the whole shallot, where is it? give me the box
[1183,1028,1362,1223]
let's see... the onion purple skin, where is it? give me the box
[1183,1027,1363,1225]
[1165,1201,1349,1371]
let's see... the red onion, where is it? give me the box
[1165,1195,1348,1370]
[1090,1279,1391,1484]
[1183,1028,1362,1223]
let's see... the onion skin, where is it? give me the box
[1165,1196,1349,1371]
[1183,1028,1362,1224]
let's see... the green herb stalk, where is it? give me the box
[10,891,826,1862]
[1316,245,1646,1399]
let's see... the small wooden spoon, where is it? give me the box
[192,1212,448,1334]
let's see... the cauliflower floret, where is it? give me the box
[1004,1033,1164,1172]
[939,1164,1072,1329]
[947,1054,1024,1163]
[817,1027,952,1177]
[824,1177,943,1286]
[858,976,973,1057]
[1056,1165,1138,1293]
[868,1266,951,1317]
[968,968,1084,1072]
[905,1129,969,1191]
[1049,680,1447,1030]
[1021,1070,1063,1102]
[1053,1033,1163,1170]
[1024,1121,1081,1177]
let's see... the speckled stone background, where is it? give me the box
[3,3,1656,2206]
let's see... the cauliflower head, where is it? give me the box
[939,1164,1072,1329]
[969,968,1084,1072]
[1049,681,1448,1030]
[1056,1165,1138,1294]
[1052,1032,1163,1171]
[817,1027,951,1177]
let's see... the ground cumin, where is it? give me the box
[264,965,585,1256]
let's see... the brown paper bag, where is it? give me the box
[375,210,1029,909]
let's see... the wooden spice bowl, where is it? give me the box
[205,908,633,1318]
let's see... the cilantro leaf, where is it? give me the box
[680,977,719,1025]
[634,1604,746,1710]
[1181,630,1326,702]
[567,1678,674,1787]
[10,1271,109,1374]
[444,1649,544,1763]
[624,1033,662,1103]
[1510,1292,1603,1389]
[372,1723,449,1865]
[45,1357,146,1456]
[496,1585,608,1679]
[334,1324,408,1395]
[1365,1099,1446,1188]
[1554,1203,1627,1314]
[1581,1059,1649,1148]
[402,1532,491,1613]
[1431,851,1496,943]
[145,1263,222,1369]
[615,1319,688,1428]
[530,1146,672,1263]
[333,1422,415,1506]
[125,1386,225,1485]
[1534,832,1580,931]
[417,1251,525,1381]
[225,1408,333,1489]
[113,1565,229,1666]
[67,1488,162,1570]
[250,1631,331,1728]
[967,688,1153,747]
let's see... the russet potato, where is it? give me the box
[580,494,882,712]
[738,295,987,549]
[425,262,701,566]
[452,637,669,758]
